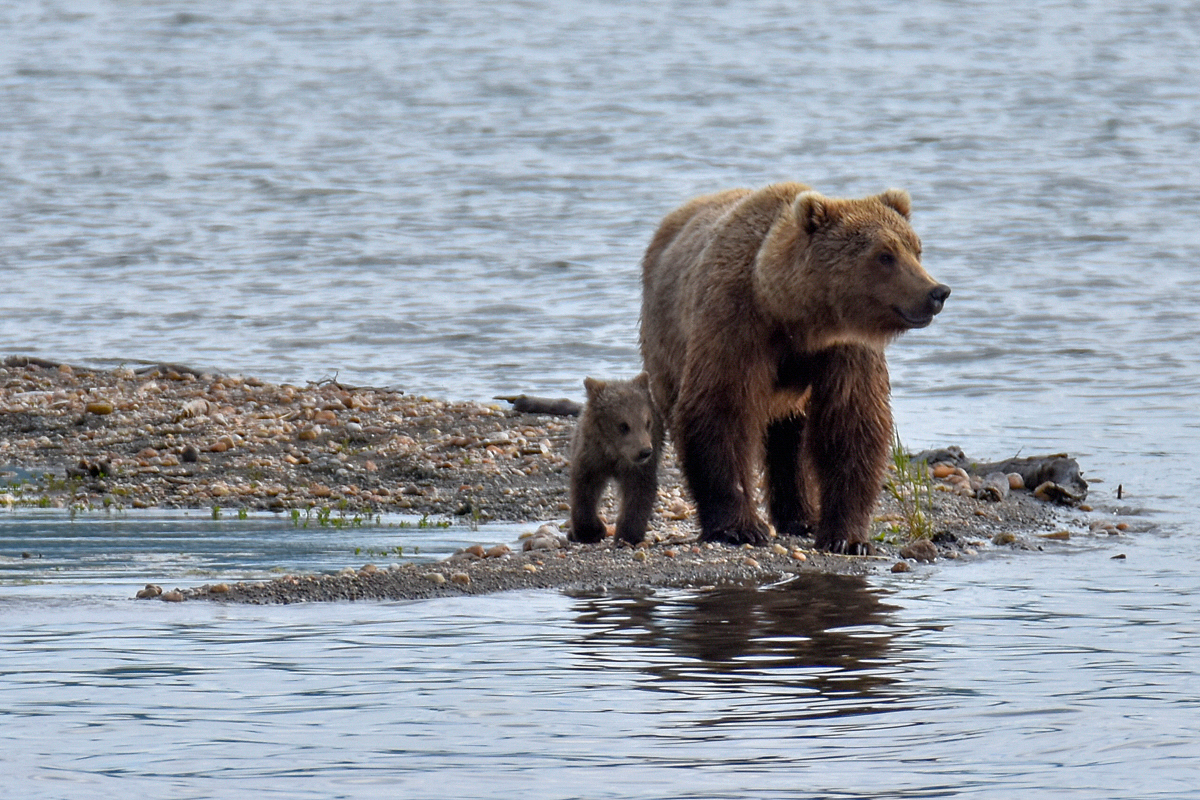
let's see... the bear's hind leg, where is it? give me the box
[765,414,816,538]
[805,346,892,555]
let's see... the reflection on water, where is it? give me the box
[573,576,900,714]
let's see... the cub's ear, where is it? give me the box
[878,188,911,220]
[794,191,830,236]
[632,372,650,389]
[583,377,605,396]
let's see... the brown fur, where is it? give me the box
[569,373,664,545]
[640,182,950,552]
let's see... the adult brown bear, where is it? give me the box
[640,183,949,553]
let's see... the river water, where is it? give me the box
[2,0,1200,796]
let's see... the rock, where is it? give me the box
[891,561,911,573]
[426,573,447,585]
[85,400,115,415]
[1007,472,1025,490]
[161,589,184,602]
[1040,531,1071,541]
[209,583,230,593]
[181,444,200,463]
[791,549,807,561]
[992,531,1018,545]
[976,472,1010,502]
[451,572,471,586]
[771,543,788,556]
[136,583,163,599]
[485,544,511,558]
[899,539,938,562]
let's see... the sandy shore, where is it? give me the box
[0,355,1115,603]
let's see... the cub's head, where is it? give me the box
[582,373,657,466]
[763,187,950,344]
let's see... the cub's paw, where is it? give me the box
[569,520,608,544]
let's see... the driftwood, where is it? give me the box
[915,446,1088,505]
[494,394,583,417]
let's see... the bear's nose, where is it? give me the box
[928,284,951,314]
[635,447,654,464]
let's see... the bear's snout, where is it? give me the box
[633,447,655,465]
[928,284,951,315]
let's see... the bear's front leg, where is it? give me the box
[614,461,658,545]
[676,400,770,546]
[805,345,892,555]
[569,463,610,544]
[765,414,816,537]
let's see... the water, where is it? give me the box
[3,0,1200,796]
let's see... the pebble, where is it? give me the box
[426,573,447,585]
[161,589,184,603]
[633,550,648,562]
[86,400,115,415]
[451,572,471,585]
[899,539,938,563]
[891,561,911,573]
[485,544,511,558]
[136,583,163,599]
[1040,531,1071,541]
[743,557,759,567]
[791,549,807,561]
[523,564,538,573]
[1007,472,1025,490]
[771,543,788,556]
[209,583,230,593]
[992,531,1018,545]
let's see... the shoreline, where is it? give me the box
[1,355,1117,603]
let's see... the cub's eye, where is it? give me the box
[618,422,631,435]
[877,251,896,268]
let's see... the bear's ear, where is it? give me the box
[878,188,911,220]
[583,377,605,396]
[794,191,830,236]
[632,372,650,389]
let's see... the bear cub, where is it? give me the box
[569,373,663,545]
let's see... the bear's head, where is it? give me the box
[758,188,951,346]
[583,373,657,466]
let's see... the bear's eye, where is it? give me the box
[877,251,896,269]
[618,422,631,435]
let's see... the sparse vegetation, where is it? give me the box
[880,432,935,543]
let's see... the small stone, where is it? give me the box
[209,583,230,593]
[899,539,938,562]
[992,531,1017,545]
[86,400,114,415]
[743,557,759,567]
[485,544,511,558]
[664,548,677,558]
[771,543,788,556]
[632,549,648,562]
[1007,472,1025,490]
[161,590,184,603]
[298,425,321,441]
[932,463,956,479]
[426,573,447,585]
[891,561,911,573]
[135,583,162,599]
[1040,531,1071,541]
[463,544,486,558]
[359,563,378,575]
[451,572,471,586]
[791,549,807,561]
[523,564,538,573]
[181,444,200,463]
